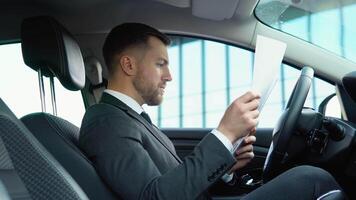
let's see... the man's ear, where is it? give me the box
[119,55,137,76]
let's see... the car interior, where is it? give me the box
[0,0,356,199]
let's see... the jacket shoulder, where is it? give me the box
[79,103,144,154]
[82,103,125,124]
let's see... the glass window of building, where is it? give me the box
[144,36,336,128]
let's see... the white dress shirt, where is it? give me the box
[105,89,144,114]
[104,89,234,182]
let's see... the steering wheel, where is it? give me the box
[263,66,314,182]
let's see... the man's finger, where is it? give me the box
[248,109,260,119]
[245,99,260,111]
[238,91,261,103]
[235,151,254,160]
[244,135,256,144]
[236,143,254,155]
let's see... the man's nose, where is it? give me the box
[163,67,172,82]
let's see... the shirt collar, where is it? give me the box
[104,89,144,114]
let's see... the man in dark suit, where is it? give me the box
[79,23,343,200]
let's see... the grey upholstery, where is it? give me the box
[0,98,88,200]
[20,16,117,200]
[21,113,117,200]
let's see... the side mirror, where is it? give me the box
[318,93,341,118]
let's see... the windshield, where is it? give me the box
[255,0,356,63]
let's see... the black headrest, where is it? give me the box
[21,16,85,91]
[342,71,356,102]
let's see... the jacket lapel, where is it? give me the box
[100,93,182,163]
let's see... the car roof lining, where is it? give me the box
[0,0,354,84]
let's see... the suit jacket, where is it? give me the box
[79,93,236,200]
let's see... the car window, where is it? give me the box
[144,36,336,128]
[325,95,342,118]
[0,43,85,126]
[255,0,356,63]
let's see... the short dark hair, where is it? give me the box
[103,23,171,74]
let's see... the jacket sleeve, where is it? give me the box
[79,115,236,200]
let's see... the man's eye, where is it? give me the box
[156,63,164,67]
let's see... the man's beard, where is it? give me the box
[133,74,163,106]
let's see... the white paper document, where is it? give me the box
[232,35,287,152]
[252,35,287,112]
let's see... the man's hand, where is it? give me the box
[217,91,260,143]
[229,135,256,173]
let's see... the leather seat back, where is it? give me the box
[0,98,88,200]
[20,16,117,200]
[21,113,117,199]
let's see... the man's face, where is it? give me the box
[133,36,172,106]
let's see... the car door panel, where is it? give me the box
[162,128,272,168]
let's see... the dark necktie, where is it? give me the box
[140,111,181,163]
[140,112,152,124]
